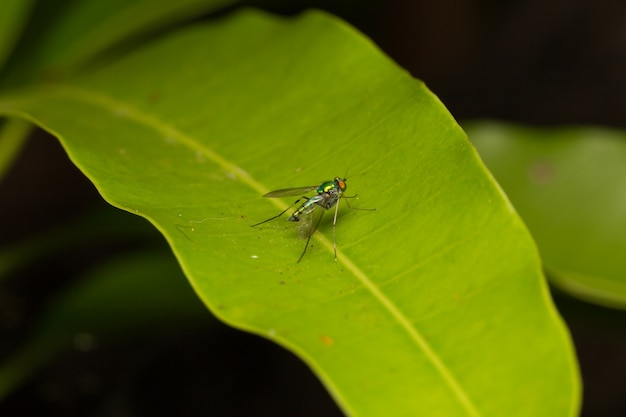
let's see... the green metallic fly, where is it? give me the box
[251,177,374,262]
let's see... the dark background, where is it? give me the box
[1,0,625,416]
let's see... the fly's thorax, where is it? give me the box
[316,181,335,195]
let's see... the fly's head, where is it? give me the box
[334,177,347,195]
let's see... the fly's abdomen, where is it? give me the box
[288,202,311,222]
[290,196,325,221]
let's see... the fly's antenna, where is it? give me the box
[344,170,369,182]
[342,156,373,181]
[341,155,358,180]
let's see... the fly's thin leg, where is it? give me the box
[332,200,340,261]
[343,194,375,211]
[251,197,307,227]
[297,209,324,263]
[297,234,312,263]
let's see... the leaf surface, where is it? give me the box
[0,10,580,417]
[469,121,626,309]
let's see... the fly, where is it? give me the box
[251,177,373,262]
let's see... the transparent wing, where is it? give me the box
[263,185,317,198]
[297,203,325,240]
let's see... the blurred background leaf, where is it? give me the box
[468,122,626,309]
[0,0,35,71]
[0,0,237,87]
[0,249,210,399]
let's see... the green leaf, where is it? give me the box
[0,250,209,399]
[468,121,626,309]
[0,0,35,71]
[0,118,31,182]
[0,9,580,417]
[0,0,236,86]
